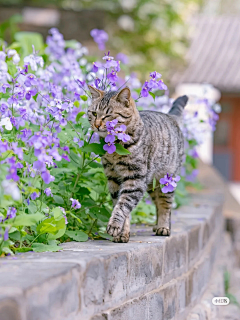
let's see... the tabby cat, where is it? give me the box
[88,85,188,243]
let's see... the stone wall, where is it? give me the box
[0,163,230,320]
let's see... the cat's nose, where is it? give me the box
[95,120,102,129]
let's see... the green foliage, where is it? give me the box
[14,31,45,57]
[224,271,240,307]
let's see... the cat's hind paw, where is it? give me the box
[155,227,170,236]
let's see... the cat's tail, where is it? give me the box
[168,95,188,117]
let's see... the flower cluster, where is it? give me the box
[141,71,168,98]
[103,119,130,154]
[90,29,108,51]
[160,173,181,193]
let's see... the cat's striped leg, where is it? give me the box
[154,190,174,236]
[108,181,130,242]
[107,178,146,238]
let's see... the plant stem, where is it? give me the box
[88,218,97,237]
[28,233,41,247]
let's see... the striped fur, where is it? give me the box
[88,86,188,242]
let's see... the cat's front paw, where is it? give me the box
[113,232,130,243]
[107,217,124,237]
[156,227,170,236]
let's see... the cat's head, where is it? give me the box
[87,86,135,137]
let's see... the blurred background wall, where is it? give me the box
[0,0,240,200]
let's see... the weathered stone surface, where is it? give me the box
[0,163,226,320]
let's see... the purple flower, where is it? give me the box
[6,207,17,220]
[160,173,181,193]
[6,166,19,181]
[20,64,28,75]
[41,171,55,184]
[186,169,199,182]
[11,142,23,160]
[104,59,118,69]
[62,154,70,162]
[0,140,9,153]
[24,74,38,87]
[0,84,10,94]
[105,134,115,143]
[61,146,70,153]
[44,188,53,197]
[141,86,149,98]
[70,198,81,209]
[24,45,44,71]
[90,29,108,50]
[103,143,116,154]
[150,71,162,79]
[107,70,118,82]
[94,78,101,88]
[73,137,84,148]
[106,119,118,131]
[118,132,130,142]
[25,88,37,100]
[4,227,9,241]
[116,53,128,64]
[31,192,40,200]
[33,160,46,171]
[60,207,68,224]
[92,62,102,73]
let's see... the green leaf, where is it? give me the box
[152,177,156,191]
[65,230,88,242]
[82,143,105,156]
[74,100,80,108]
[48,224,66,240]
[37,217,65,235]
[79,118,91,132]
[2,246,14,255]
[80,95,88,101]
[69,211,82,223]
[52,207,64,221]
[9,230,21,241]
[14,247,33,253]
[51,167,73,175]
[32,243,63,252]
[76,111,85,122]
[98,232,113,240]
[149,92,156,101]
[12,213,45,227]
[115,143,131,155]
[53,195,64,204]
[27,201,37,214]
[14,31,44,57]
[88,161,102,168]
[7,61,17,77]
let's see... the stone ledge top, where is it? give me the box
[0,163,225,320]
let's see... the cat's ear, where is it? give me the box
[88,85,104,100]
[115,87,131,106]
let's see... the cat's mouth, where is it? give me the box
[93,127,108,137]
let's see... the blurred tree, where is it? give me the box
[0,0,200,79]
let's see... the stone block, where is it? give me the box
[0,299,23,320]
[163,233,187,283]
[128,243,163,297]
[188,225,201,268]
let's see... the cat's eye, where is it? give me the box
[92,112,97,117]
[102,115,111,120]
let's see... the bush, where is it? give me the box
[0,28,219,255]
